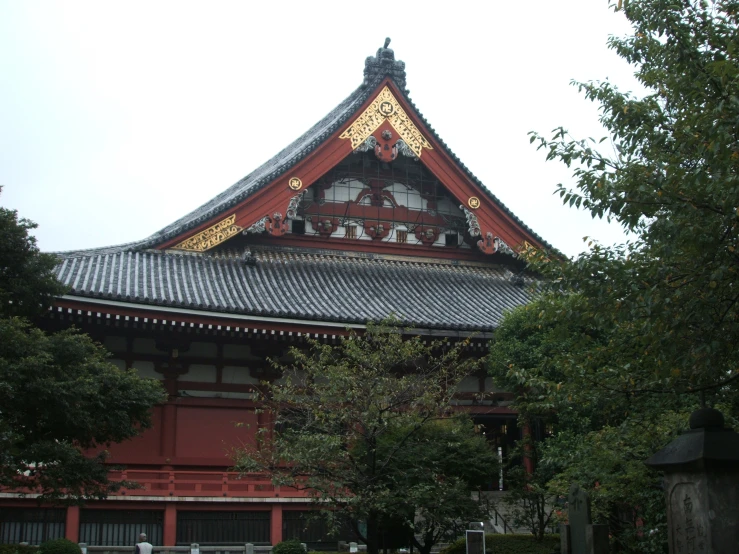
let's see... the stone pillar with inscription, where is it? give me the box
[645,408,739,554]
[560,483,609,554]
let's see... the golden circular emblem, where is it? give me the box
[288,177,303,191]
[468,196,481,210]
[379,101,395,116]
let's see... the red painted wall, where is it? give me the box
[98,402,259,467]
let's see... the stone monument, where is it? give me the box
[560,483,609,554]
[645,407,739,553]
[465,528,485,554]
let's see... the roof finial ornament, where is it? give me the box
[363,38,407,91]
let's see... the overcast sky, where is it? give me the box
[0,1,643,258]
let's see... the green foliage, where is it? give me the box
[439,534,560,554]
[527,0,739,404]
[0,196,167,501]
[489,1,739,552]
[233,321,485,554]
[380,418,498,554]
[38,539,81,554]
[271,540,306,554]
[0,204,65,319]
[0,545,37,554]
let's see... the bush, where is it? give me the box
[0,546,37,554]
[272,540,306,554]
[38,540,81,554]
[440,534,560,554]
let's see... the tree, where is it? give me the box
[0,200,166,502]
[232,322,490,554]
[488,297,688,551]
[526,0,739,405]
[486,4,739,550]
[379,418,497,554]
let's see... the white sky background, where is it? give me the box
[0,1,643,258]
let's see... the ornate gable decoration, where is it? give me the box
[172,214,243,252]
[340,86,432,158]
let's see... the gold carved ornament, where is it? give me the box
[172,214,243,252]
[288,177,303,191]
[340,86,433,158]
[468,196,481,210]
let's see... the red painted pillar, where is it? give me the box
[65,506,80,542]
[164,503,177,546]
[270,504,283,545]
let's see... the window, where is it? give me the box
[176,511,270,545]
[396,230,407,243]
[80,510,163,546]
[345,226,357,239]
[0,509,65,545]
[445,233,459,247]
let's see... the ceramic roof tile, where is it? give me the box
[55,249,532,332]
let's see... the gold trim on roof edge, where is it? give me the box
[340,86,433,158]
[172,214,244,252]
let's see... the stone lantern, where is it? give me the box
[645,407,739,553]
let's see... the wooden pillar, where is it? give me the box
[65,506,80,542]
[164,503,177,546]
[270,504,283,546]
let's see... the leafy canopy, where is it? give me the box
[233,322,491,554]
[0,200,166,502]
[490,1,739,550]
[527,0,739,406]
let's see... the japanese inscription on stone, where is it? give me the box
[670,484,707,554]
[568,483,591,554]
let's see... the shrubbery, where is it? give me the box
[440,534,560,554]
[0,545,38,554]
[272,540,306,554]
[38,539,81,554]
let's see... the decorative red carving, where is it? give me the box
[374,129,398,162]
[415,226,440,246]
[364,221,391,240]
[306,216,338,237]
[477,232,498,254]
[267,213,288,237]
[354,179,400,208]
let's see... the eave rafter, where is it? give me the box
[161,78,545,256]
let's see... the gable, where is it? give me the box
[157,80,548,259]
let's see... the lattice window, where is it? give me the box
[176,511,270,545]
[0,509,65,545]
[80,510,163,546]
[299,151,468,246]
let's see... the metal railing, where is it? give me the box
[491,507,509,534]
[83,544,274,554]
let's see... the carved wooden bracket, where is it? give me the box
[477,231,499,255]
[307,216,339,237]
[266,213,288,236]
[415,226,440,246]
[364,221,391,240]
[373,129,398,162]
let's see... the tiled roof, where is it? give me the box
[54,249,532,332]
[58,43,553,258]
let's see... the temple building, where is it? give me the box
[0,41,551,547]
